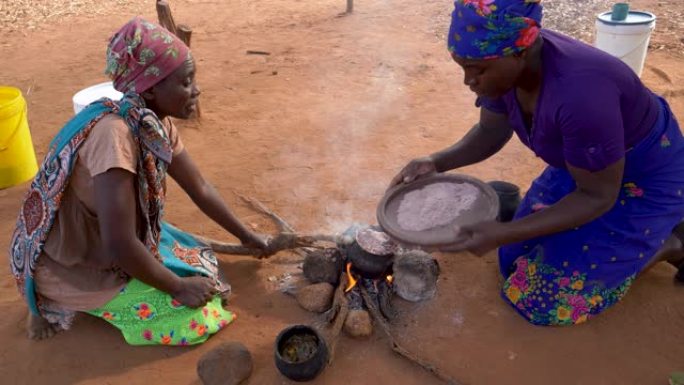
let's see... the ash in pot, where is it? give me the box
[279,333,320,363]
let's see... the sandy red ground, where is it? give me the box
[1,1,683,384]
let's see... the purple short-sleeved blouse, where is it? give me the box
[478,29,659,172]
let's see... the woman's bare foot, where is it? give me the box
[27,311,57,340]
[670,223,684,282]
[641,223,684,282]
[644,235,681,269]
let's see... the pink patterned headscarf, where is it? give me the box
[105,17,190,93]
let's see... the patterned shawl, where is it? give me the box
[9,93,172,318]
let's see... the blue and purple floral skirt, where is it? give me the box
[499,97,684,326]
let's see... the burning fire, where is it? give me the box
[345,262,357,293]
[344,262,394,293]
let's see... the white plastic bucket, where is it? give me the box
[595,11,656,77]
[72,81,122,115]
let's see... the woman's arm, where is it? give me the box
[94,168,216,307]
[431,108,514,172]
[505,159,623,240]
[389,108,514,187]
[453,159,624,255]
[167,149,266,247]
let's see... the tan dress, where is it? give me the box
[34,114,184,312]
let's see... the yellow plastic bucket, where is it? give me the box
[0,87,38,189]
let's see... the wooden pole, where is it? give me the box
[156,0,178,35]
[346,0,353,13]
[176,24,192,47]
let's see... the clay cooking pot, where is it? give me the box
[346,241,394,279]
[274,325,329,382]
[487,181,521,223]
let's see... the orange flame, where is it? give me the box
[386,275,393,284]
[344,262,358,293]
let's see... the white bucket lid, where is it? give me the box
[597,11,656,26]
[72,81,123,114]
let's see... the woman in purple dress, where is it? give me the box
[390,0,684,326]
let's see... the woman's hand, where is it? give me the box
[442,221,514,256]
[240,232,270,250]
[388,156,437,189]
[172,276,218,308]
[240,232,273,259]
[169,150,274,256]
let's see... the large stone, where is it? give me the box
[303,248,344,285]
[197,341,253,385]
[296,282,334,313]
[393,250,440,302]
[343,309,373,338]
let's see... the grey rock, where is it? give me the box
[343,309,373,338]
[303,248,344,285]
[393,250,440,302]
[296,282,334,313]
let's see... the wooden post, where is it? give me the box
[156,0,178,35]
[346,0,353,13]
[176,24,192,47]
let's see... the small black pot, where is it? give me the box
[346,241,394,279]
[487,181,521,223]
[274,325,329,382]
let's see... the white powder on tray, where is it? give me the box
[397,182,480,232]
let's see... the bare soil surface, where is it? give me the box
[1,1,683,384]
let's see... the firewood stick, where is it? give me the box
[192,232,334,256]
[156,0,178,35]
[323,272,350,364]
[322,272,346,324]
[238,195,296,233]
[359,286,463,385]
[188,196,335,257]
[378,281,398,320]
[346,0,353,13]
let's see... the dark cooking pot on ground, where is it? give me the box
[487,181,521,223]
[274,324,329,382]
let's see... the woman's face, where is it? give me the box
[452,53,525,99]
[144,57,200,119]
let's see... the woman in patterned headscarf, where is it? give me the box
[9,17,269,344]
[389,0,684,326]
